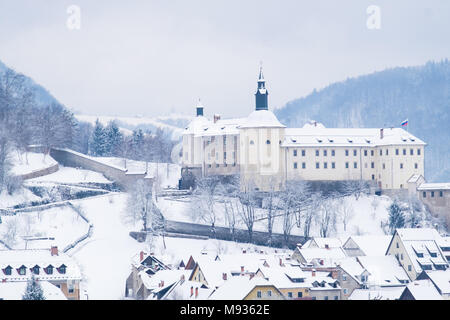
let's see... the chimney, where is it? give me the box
[50,246,58,256]
[312,269,316,277]
[180,274,185,283]
[314,121,317,127]
[190,286,193,297]
[279,258,283,267]
[2,279,6,283]
[140,251,145,262]
[195,287,198,298]
[380,128,384,139]
[325,244,329,250]
[241,266,245,273]
[222,273,227,281]
[214,114,221,123]
[161,280,164,287]
[242,250,246,254]
[319,259,324,265]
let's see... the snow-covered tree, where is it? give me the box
[317,198,338,238]
[192,176,221,237]
[338,197,354,231]
[90,119,107,156]
[22,275,45,300]
[125,179,160,232]
[238,182,259,243]
[388,199,406,234]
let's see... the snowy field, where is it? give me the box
[157,194,393,240]
[0,188,41,208]
[27,166,111,184]
[0,205,89,250]
[9,152,57,176]
[94,157,181,189]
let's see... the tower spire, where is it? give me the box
[255,63,268,111]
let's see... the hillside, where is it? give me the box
[275,60,450,182]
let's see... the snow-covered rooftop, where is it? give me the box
[282,127,425,147]
[238,110,286,129]
[417,183,450,191]
[344,235,392,257]
[404,280,443,300]
[349,287,404,300]
[0,281,67,300]
[209,276,280,300]
[358,256,410,287]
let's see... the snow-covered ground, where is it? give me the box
[0,205,89,250]
[157,194,393,240]
[10,152,57,176]
[27,166,111,184]
[0,188,41,208]
[94,157,181,189]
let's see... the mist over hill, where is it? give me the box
[275,60,450,182]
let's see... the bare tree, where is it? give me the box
[317,198,338,238]
[192,176,220,237]
[238,182,259,244]
[338,197,354,231]
[262,178,279,246]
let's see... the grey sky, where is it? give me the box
[0,0,449,118]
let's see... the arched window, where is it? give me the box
[266,140,271,145]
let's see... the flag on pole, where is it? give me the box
[401,119,408,127]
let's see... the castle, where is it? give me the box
[181,67,426,192]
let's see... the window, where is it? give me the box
[315,150,319,156]
[332,162,335,169]
[58,265,66,274]
[18,266,26,275]
[267,290,272,297]
[415,163,418,169]
[380,149,382,156]
[353,149,357,156]
[250,140,254,145]
[345,150,349,156]
[401,254,403,260]
[410,149,414,155]
[298,292,303,298]
[323,150,327,156]
[440,191,443,197]
[324,162,328,169]
[371,150,374,156]
[403,149,406,155]
[408,265,412,272]
[383,163,386,170]
[371,162,375,169]
[223,152,227,160]
[331,150,335,156]
[400,163,403,169]
[334,296,338,300]
[396,242,399,248]
[294,162,298,169]
[396,149,399,155]
[417,148,421,155]
[312,297,316,300]
[431,191,435,198]
[354,162,357,169]
[288,292,293,298]
[364,150,368,156]
[324,296,329,300]
[45,266,53,275]
[257,291,262,298]
[4,266,12,275]
[302,150,306,157]
[345,162,349,169]
[423,192,426,198]
[386,149,389,156]
[32,266,39,275]
[343,289,348,295]
[316,162,320,169]
[293,149,297,157]
[302,162,306,169]
[266,140,271,145]
[342,275,347,281]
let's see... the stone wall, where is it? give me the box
[19,163,59,180]
[49,148,152,190]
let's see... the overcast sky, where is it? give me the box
[0,0,449,118]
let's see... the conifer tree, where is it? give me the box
[22,275,45,300]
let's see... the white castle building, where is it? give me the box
[181,68,426,192]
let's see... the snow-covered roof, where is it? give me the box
[403,280,443,300]
[407,174,424,184]
[296,247,347,264]
[0,249,82,281]
[282,127,425,147]
[258,265,309,289]
[159,279,214,300]
[349,287,404,300]
[0,281,67,300]
[417,183,450,191]
[209,276,280,300]
[422,270,450,295]
[357,256,410,287]
[344,235,392,257]
[238,110,286,129]
[336,257,367,285]
[303,237,343,249]
[139,269,191,291]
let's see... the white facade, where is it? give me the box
[181,73,426,192]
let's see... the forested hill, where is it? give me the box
[275,60,450,182]
[0,60,60,108]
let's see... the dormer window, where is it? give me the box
[17,265,26,275]
[58,265,67,274]
[45,265,54,275]
[32,265,40,275]
[3,266,12,276]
